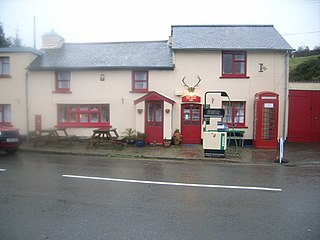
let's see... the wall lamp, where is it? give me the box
[100,74,105,81]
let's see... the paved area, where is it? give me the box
[18,140,320,166]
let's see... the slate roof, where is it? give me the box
[29,41,173,70]
[0,47,42,55]
[171,25,294,51]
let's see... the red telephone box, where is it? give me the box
[253,92,279,148]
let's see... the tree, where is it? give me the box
[8,30,23,47]
[0,22,10,47]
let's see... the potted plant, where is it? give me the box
[172,129,182,145]
[163,138,171,147]
[135,132,147,147]
[122,128,136,144]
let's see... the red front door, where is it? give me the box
[145,101,163,144]
[181,104,201,144]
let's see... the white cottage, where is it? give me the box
[2,25,294,146]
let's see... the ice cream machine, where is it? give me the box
[203,91,230,158]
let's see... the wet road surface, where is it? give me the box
[0,152,319,240]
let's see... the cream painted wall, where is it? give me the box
[289,82,320,90]
[171,51,288,140]
[0,52,38,134]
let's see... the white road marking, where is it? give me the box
[0,169,7,172]
[62,174,282,192]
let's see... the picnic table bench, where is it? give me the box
[86,127,124,148]
[33,127,76,147]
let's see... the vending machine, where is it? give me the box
[253,92,279,148]
[202,91,230,158]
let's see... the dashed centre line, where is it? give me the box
[0,169,7,172]
[62,174,282,192]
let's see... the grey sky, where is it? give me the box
[1,0,319,49]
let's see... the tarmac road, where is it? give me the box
[0,152,319,240]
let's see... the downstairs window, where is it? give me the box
[57,104,110,127]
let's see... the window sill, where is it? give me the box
[227,125,248,129]
[130,90,149,93]
[56,123,110,128]
[0,75,11,78]
[52,90,72,94]
[0,122,13,127]
[220,76,250,79]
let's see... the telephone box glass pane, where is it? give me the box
[262,108,275,140]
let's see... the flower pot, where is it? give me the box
[135,140,145,147]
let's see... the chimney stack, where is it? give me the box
[42,30,64,49]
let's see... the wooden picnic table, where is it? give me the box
[33,127,76,147]
[86,127,123,148]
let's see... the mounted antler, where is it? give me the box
[181,75,202,93]
[181,77,190,88]
[194,75,202,88]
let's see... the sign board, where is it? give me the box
[182,95,201,103]
[203,108,225,118]
[264,103,274,108]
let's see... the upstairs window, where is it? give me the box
[222,51,247,78]
[55,71,71,92]
[132,71,148,92]
[0,57,10,77]
[222,101,246,128]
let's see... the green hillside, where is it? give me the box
[289,55,320,82]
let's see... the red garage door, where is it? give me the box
[287,90,320,142]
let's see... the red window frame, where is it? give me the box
[221,51,247,78]
[131,71,148,93]
[57,104,110,127]
[222,101,246,128]
[54,71,71,93]
[0,57,10,78]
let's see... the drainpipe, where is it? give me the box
[25,70,30,140]
[282,51,289,140]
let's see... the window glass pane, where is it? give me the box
[0,57,10,75]
[135,82,147,89]
[2,64,9,75]
[156,104,162,122]
[90,113,98,123]
[0,106,2,122]
[58,81,70,89]
[80,114,88,123]
[235,53,245,60]
[101,106,109,122]
[90,106,98,111]
[183,107,190,121]
[148,103,154,122]
[57,72,70,80]
[192,108,200,121]
[58,106,67,123]
[135,72,147,80]
[3,105,11,122]
[235,62,245,74]
[70,113,77,122]
[80,105,88,111]
[223,53,232,74]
